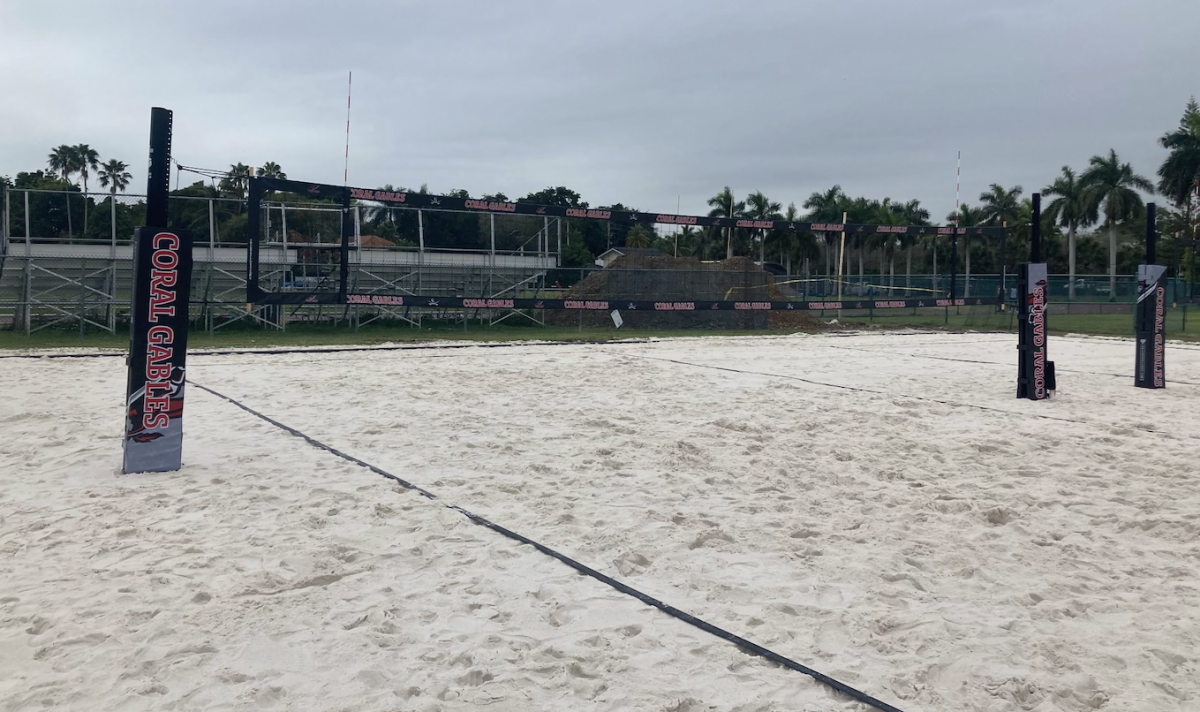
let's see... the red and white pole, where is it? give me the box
[344,71,352,186]
[955,150,961,227]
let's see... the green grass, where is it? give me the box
[2,306,1197,350]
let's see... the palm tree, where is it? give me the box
[706,186,746,259]
[259,161,286,179]
[744,190,782,263]
[804,185,845,282]
[871,199,904,294]
[1043,166,1094,299]
[625,224,653,248]
[47,145,80,238]
[676,224,697,257]
[1081,149,1154,298]
[921,232,942,293]
[844,196,880,290]
[768,203,817,276]
[47,145,75,183]
[946,204,983,297]
[899,199,929,295]
[74,144,100,232]
[1157,97,1200,236]
[98,159,132,195]
[74,144,99,195]
[978,184,1023,228]
[219,163,253,211]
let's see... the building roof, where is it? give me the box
[597,247,664,259]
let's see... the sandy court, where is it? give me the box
[1,331,1199,711]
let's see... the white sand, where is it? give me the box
[2,332,1198,711]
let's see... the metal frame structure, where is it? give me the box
[246,176,1008,313]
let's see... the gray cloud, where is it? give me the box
[2,0,1196,221]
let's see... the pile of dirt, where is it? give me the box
[546,254,822,330]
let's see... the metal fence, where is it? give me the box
[2,187,1197,334]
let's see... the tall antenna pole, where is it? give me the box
[955,150,961,227]
[344,71,353,186]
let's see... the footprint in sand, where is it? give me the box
[613,552,652,576]
[816,619,851,655]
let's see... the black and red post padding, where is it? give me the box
[1017,193,1055,400]
[1135,203,1166,389]
[123,107,193,473]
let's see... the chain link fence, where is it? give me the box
[2,187,1197,335]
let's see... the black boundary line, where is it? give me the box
[630,354,1200,441]
[4,329,1198,361]
[0,339,660,361]
[189,380,906,712]
[820,344,1200,387]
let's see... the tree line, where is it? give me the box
[4,98,1196,290]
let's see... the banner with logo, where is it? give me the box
[251,177,1007,237]
[1134,264,1167,389]
[123,228,193,473]
[1017,263,1052,400]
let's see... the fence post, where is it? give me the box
[354,205,361,332]
[207,199,216,334]
[23,191,31,334]
[78,256,85,341]
[108,192,118,331]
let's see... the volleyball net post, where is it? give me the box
[1016,193,1054,401]
[1135,203,1166,389]
[122,107,194,474]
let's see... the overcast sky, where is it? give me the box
[2,0,1197,223]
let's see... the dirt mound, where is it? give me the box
[547,255,822,330]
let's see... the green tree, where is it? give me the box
[519,186,584,207]
[675,224,698,257]
[945,204,983,296]
[74,144,99,195]
[560,239,594,268]
[11,170,86,239]
[844,196,881,285]
[744,190,782,263]
[1042,166,1093,299]
[707,186,746,259]
[978,184,1023,228]
[98,159,131,195]
[46,145,79,237]
[804,185,846,278]
[258,161,286,179]
[625,224,655,248]
[73,144,100,232]
[898,199,929,294]
[1157,97,1200,235]
[768,203,817,275]
[1081,149,1154,298]
[219,163,252,203]
[47,145,75,183]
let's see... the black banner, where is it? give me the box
[252,177,1006,238]
[122,228,193,473]
[255,292,992,311]
[1016,263,1053,400]
[1135,264,1167,389]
